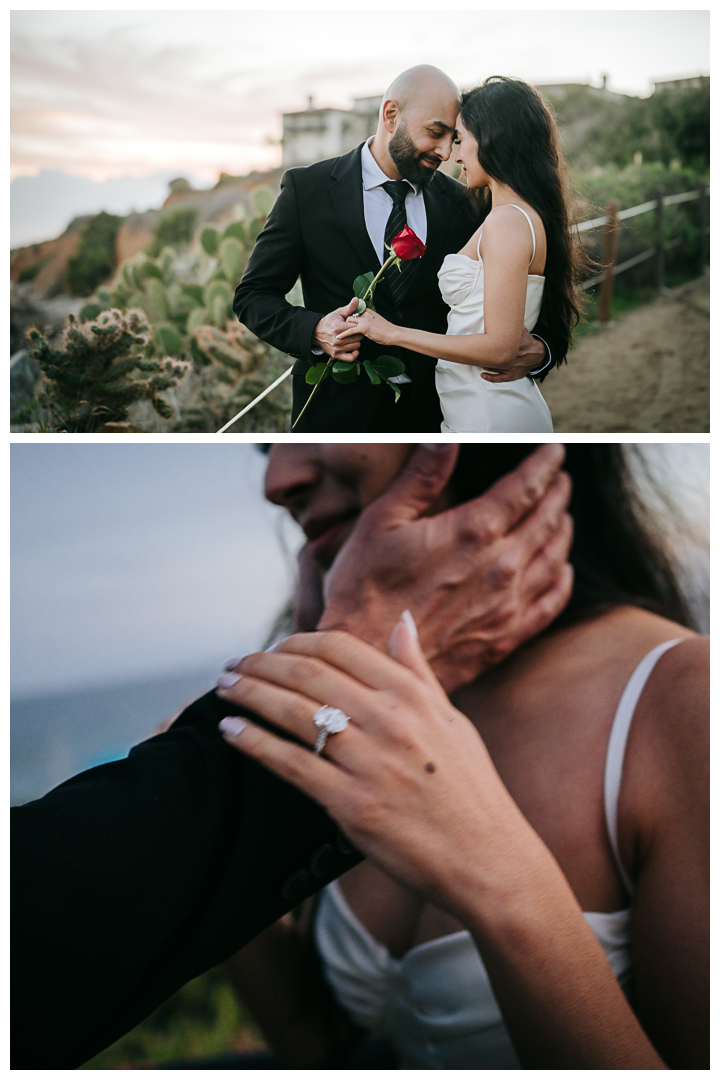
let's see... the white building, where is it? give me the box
[281,95,383,167]
[653,75,709,93]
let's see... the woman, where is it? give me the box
[216,444,708,1069]
[339,78,584,433]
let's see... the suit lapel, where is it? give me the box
[329,146,381,273]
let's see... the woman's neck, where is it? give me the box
[487,179,523,207]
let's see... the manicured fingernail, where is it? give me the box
[219,716,246,738]
[401,609,419,642]
[223,657,242,671]
[216,672,242,689]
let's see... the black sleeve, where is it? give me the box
[11,689,361,1069]
[233,170,324,359]
[529,310,563,382]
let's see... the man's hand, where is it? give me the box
[311,297,363,361]
[317,444,573,694]
[481,327,546,383]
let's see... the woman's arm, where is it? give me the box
[223,907,362,1067]
[215,627,706,1069]
[340,208,534,371]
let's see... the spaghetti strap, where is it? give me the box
[508,203,536,266]
[604,639,683,898]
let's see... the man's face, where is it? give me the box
[386,102,459,186]
[265,443,414,570]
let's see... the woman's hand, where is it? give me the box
[336,309,398,347]
[217,621,535,920]
[217,623,669,1069]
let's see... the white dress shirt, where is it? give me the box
[361,137,427,262]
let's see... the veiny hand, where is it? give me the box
[481,328,546,383]
[319,444,573,694]
[312,297,363,361]
[216,623,535,921]
[336,309,397,347]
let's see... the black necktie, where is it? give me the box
[381,180,420,308]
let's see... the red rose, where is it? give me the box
[391,225,426,260]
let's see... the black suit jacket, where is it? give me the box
[11,690,361,1069]
[235,144,559,433]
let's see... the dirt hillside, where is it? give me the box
[541,275,709,433]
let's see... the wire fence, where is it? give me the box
[218,185,709,432]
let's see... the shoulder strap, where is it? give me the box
[508,203,536,265]
[604,639,684,898]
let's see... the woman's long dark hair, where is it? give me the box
[452,445,691,628]
[460,76,587,366]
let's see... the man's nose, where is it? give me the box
[264,445,320,508]
[437,134,454,162]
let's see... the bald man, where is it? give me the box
[234,65,557,433]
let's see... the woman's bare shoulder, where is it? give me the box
[625,627,708,819]
[642,633,708,738]
[480,204,538,262]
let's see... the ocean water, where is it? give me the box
[11,667,219,805]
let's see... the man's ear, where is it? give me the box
[382,99,399,132]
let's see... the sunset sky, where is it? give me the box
[11,9,709,184]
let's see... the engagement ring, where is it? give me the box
[313,705,350,754]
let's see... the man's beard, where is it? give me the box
[388,121,441,187]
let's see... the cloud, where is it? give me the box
[10,11,710,183]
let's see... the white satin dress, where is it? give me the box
[435,204,554,433]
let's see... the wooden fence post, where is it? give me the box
[654,185,664,291]
[597,200,620,323]
[698,182,708,272]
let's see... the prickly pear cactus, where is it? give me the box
[70,189,293,431]
[144,277,170,322]
[219,237,244,283]
[253,186,274,218]
[201,227,219,255]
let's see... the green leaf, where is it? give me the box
[355,297,367,316]
[332,360,356,372]
[352,274,376,312]
[353,272,374,299]
[305,362,328,385]
[363,360,382,385]
[392,387,401,403]
[373,354,405,379]
[331,367,358,384]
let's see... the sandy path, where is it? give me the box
[541,275,709,433]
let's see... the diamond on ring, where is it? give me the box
[313,705,350,754]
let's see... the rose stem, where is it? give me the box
[291,251,400,431]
